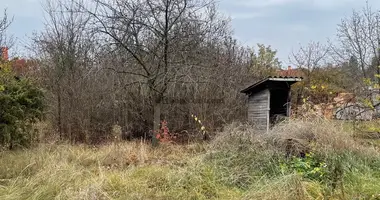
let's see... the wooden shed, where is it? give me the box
[241,76,302,132]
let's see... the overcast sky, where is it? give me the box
[1,0,380,65]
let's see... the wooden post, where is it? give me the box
[267,89,270,134]
[287,89,292,117]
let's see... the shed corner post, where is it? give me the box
[287,89,292,117]
[267,89,270,134]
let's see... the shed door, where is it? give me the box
[248,89,270,131]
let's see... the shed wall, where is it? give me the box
[248,89,269,130]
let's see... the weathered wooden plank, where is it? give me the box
[248,113,267,116]
[247,89,270,131]
[248,109,267,112]
[249,110,265,113]
[249,116,266,117]
[248,114,267,117]
[248,102,268,105]
[249,103,267,106]
[248,103,268,106]
[249,101,267,104]
[248,110,266,115]
[248,104,267,107]
[249,117,267,119]
[250,117,266,120]
[248,104,268,108]
[249,99,267,103]
[248,108,268,111]
[267,89,270,133]
[249,97,268,100]
[250,119,267,123]
[249,103,267,107]
[248,111,266,114]
[248,111,267,114]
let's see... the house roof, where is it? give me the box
[277,68,304,77]
[276,66,305,77]
[241,76,303,94]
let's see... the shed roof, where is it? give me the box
[241,76,303,94]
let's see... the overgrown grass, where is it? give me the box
[1,120,380,199]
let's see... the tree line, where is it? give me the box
[1,0,380,147]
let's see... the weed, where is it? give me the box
[1,120,380,199]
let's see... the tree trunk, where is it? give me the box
[57,85,62,140]
[152,100,161,146]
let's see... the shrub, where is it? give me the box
[207,120,380,198]
[280,152,328,182]
[0,61,44,149]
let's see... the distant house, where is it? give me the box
[277,66,305,77]
[1,47,8,61]
[241,76,302,132]
[0,47,31,75]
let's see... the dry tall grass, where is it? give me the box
[1,120,380,199]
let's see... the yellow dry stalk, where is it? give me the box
[191,114,206,134]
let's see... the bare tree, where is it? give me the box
[326,2,380,120]
[29,0,266,143]
[331,3,380,82]
[288,41,329,108]
[84,0,229,141]
[0,9,14,49]
[34,0,96,142]
[289,41,329,82]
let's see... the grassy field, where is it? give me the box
[1,120,380,200]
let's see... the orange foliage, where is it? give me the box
[0,47,36,76]
[155,120,176,143]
